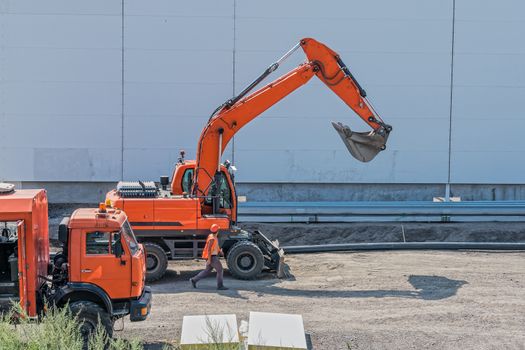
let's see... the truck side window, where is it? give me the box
[86,231,120,255]
[181,169,194,193]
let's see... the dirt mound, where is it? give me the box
[240,222,525,246]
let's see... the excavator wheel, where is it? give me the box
[143,242,168,282]
[226,240,264,280]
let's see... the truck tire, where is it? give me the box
[144,242,168,282]
[226,240,264,280]
[69,301,113,343]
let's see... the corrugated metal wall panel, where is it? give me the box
[0,1,122,181]
[233,0,453,183]
[0,0,523,186]
[450,0,525,183]
[122,0,234,180]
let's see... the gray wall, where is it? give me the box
[1,0,524,202]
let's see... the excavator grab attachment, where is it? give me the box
[332,121,389,162]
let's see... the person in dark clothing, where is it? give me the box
[190,224,228,290]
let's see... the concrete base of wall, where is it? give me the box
[12,181,525,203]
[18,181,116,204]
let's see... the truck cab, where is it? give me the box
[0,187,151,338]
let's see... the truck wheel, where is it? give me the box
[226,241,264,280]
[69,301,113,343]
[144,242,168,282]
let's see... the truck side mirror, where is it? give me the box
[58,217,70,245]
[113,234,123,258]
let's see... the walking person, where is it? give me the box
[190,224,228,290]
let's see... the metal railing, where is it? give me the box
[237,200,525,223]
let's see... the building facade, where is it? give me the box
[0,0,524,202]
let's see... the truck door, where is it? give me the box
[79,229,131,299]
[16,221,28,312]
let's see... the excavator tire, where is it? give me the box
[144,242,168,282]
[226,240,264,280]
[69,300,113,347]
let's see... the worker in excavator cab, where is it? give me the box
[190,224,228,290]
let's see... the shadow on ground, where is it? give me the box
[150,269,467,301]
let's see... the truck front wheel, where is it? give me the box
[69,301,113,342]
[226,241,264,280]
[144,242,168,282]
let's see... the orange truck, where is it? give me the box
[0,184,151,337]
[106,38,392,282]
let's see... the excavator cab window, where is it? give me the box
[181,169,194,194]
[206,172,232,209]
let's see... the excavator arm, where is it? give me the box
[192,38,392,198]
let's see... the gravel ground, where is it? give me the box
[47,205,525,348]
[120,250,525,349]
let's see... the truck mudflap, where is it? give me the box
[129,286,152,322]
[252,230,289,278]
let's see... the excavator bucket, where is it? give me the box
[252,230,291,279]
[332,121,388,163]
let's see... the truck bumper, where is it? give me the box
[129,286,152,322]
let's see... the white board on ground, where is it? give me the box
[248,312,307,350]
[180,314,239,350]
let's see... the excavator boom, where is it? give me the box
[192,38,392,197]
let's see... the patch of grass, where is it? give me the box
[0,303,141,350]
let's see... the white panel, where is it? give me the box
[2,82,121,116]
[453,53,525,88]
[125,49,232,84]
[3,47,120,83]
[122,2,234,181]
[234,0,453,183]
[451,152,524,183]
[452,119,525,152]
[0,148,35,181]
[123,82,231,118]
[123,148,195,180]
[456,0,525,21]
[452,86,524,119]
[125,0,232,17]
[180,314,239,348]
[248,312,306,350]
[124,116,204,149]
[236,0,451,20]
[234,149,449,183]
[124,16,232,51]
[451,0,525,183]
[2,14,121,49]
[0,116,121,149]
[454,20,525,55]
[0,0,121,15]
[0,5,122,182]
[33,148,121,181]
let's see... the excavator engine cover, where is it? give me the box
[332,121,388,163]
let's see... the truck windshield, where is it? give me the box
[121,220,139,255]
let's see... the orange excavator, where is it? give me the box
[106,38,392,281]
